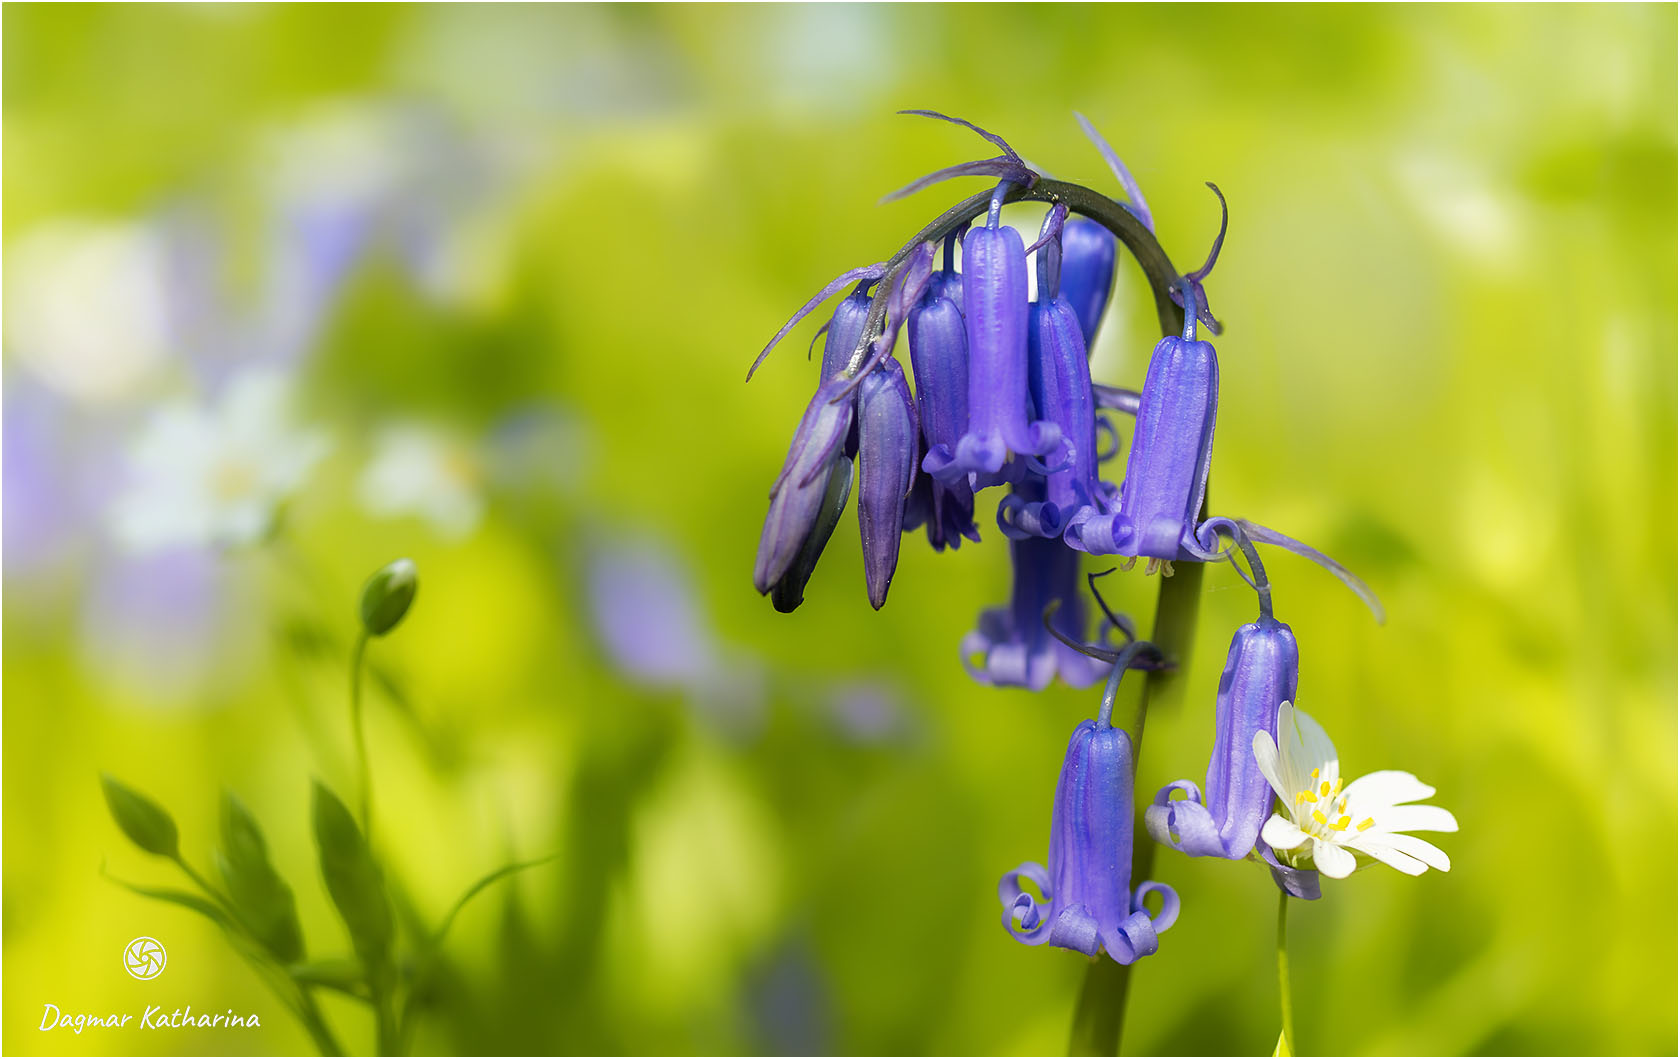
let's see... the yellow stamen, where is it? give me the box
[1311,810,1328,826]
[1310,769,1319,779]
[1357,818,1375,831]
[1330,815,1351,831]
[1319,781,1330,797]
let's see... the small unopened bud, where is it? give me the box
[359,558,418,637]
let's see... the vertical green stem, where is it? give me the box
[295,989,347,1057]
[171,856,345,1055]
[349,631,372,840]
[1276,890,1296,1055]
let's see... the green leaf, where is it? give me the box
[310,781,392,980]
[287,958,371,1001]
[102,866,233,930]
[434,856,555,947]
[217,792,306,964]
[100,774,179,857]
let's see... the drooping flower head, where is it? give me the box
[1254,703,1458,879]
[999,645,1179,964]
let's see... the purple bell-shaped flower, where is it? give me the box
[752,373,856,612]
[904,233,979,550]
[959,508,1115,691]
[1145,617,1298,860]
[999,206,1118,547]
[999,645,1180,963]
[927,191,1060,483]
[1058,217,1117,350]
[856,357,918,609]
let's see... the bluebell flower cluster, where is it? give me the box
[748,112,1385,964]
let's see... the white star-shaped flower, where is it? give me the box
[356,424,485,540]
[1252,702,1457,880]
[110,370,329,552]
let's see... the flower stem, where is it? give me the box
[840,177,1187,380]
[349,631,373,840]
[1276,889,1296,1055]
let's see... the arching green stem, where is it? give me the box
[837,178,1187,384]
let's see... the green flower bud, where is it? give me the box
[100,774,180,857]
[358,558,417,637]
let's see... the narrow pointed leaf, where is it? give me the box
[218,791,306,963]
[100,774,179,857]
[311,781,392,979]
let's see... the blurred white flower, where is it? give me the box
[1253,702,1458,880]
[6,219,174,405]
[356,424,486,540]
[109,370,329,552]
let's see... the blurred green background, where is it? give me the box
[4,4,1675,1056]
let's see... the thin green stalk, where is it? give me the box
[372,981,399,1057]
[171,855,345,1055]
[349,631,372,839]
[1276,890,1296,1055]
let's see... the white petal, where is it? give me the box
[1271,702,1309,797]
[1370,805,1458,834]
[1341,769,1436,810]
[1252,730,1287,801]
[1355,832,1452,872]
[1345,835,1427,875]
[1311,838,1356,879]
[1261,814,1310,850]
[1281,703,1338,782]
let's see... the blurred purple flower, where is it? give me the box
[587,541,717,690]
[586,537,768,737]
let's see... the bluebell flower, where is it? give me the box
[999,206,1118,548]
[960,524,1114,691]
[999,646,1179,963]
[927,191,1060,482]
[904,233,979,550]
[753,373,856,612]
[1145,615,1299,860]
[1058,217,1118,351]
[856,357,918,609]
